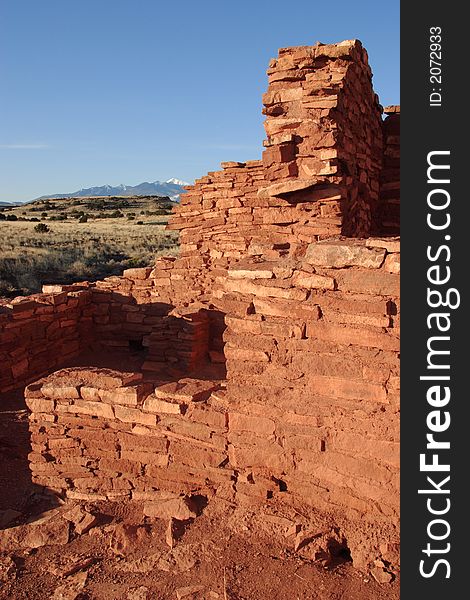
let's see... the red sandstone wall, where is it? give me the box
[0,285,93,393]
[26,238,400,570]
[1,40,398,397]
[171,160,346,262]
[92,263,224,365]
[216,238,399,519]
[5,39,401,572]
[167,40,386,272]
[262,41,383,238]
[168,161,266,262]
[89,277,211,375]
[26,370,228,502]
[0,273,211,394]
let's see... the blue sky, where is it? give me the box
[0,0,399,203]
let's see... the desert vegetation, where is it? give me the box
[0,196,179,297]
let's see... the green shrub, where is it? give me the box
[89,199,106,210]
[34,223,50,233]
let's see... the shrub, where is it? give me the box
[6,214,18,221]
[113,199,130,209]
[79,214,88,223]
[34,223,50,233]
[89,199,106,210]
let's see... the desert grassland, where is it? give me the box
[0,218,179,297]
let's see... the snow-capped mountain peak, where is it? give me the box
[165,178,190,186]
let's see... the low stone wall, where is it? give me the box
[0,276,212,394]
[89,277,211,375]
[91,264,224,367]
[0,285,93,393]
[26,237,400,571]
[26,367,227,502]
[168,161,267,261]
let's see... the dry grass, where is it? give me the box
[0,217,179,297]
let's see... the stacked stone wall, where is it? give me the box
[216,237,399,526]
[26,237,399,569]
[0,275,211,394]
[0,286,93,393]
[261,41,383,238]
[0,39,401,572]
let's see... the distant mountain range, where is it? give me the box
[34,178,190,202]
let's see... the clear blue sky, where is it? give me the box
[0,0,399,203]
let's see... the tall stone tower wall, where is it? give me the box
[262,41,383,238]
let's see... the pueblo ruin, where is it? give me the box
[0,40,400,575]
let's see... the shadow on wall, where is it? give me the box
[0,287,228,395]
[0,290,228,530]
[0,388,62,531]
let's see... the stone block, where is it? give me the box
[229,413,275,436]
[41,384,80,399]
[25,397,55,413]
[57,399,115,419]
[305,242,386,269]
[114,405,158,427]
[122,267,152,279]
[291,271,335,290]
[143,395,185,415]
[336,270,400,296]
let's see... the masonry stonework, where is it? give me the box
[1,40,400,575]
